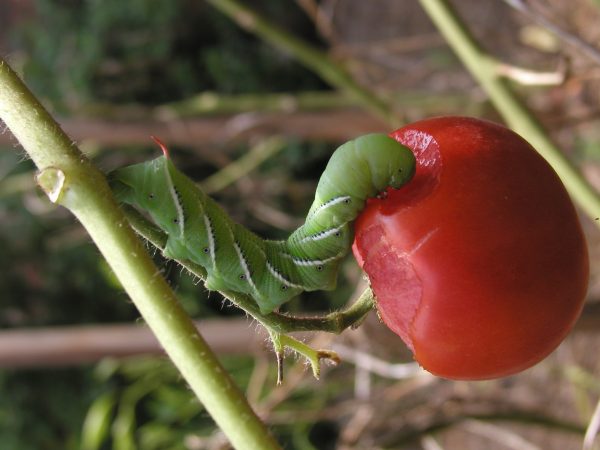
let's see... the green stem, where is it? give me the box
[0,58,281,450]
[204,0,398,125]
[419,0,600,223]
[246,287,375,334]
[277,333,340,379]
[200,136,286,194]
[154,90,358,117]
[76,90,478,123]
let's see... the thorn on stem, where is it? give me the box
[35,167,66,204]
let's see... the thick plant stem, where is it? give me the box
[204,0,398,125]
[0,59,281,450]
[419,0,600,223]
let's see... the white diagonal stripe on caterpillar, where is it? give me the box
[281,252,343,266]
[203,214,216,268]
[233,241,260,296]
[299,224,346,243]
[307,195,352,218]
[266,261,305,290]
[163,163,185,237]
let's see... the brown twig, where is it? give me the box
[1,303,598,369]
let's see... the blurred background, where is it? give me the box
[1,0,600,449]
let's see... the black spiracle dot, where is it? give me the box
[281,285,288,291]
[239,274,246,280]
[344,199,351,204]
[316,265,324,271]
[173,218,179,224]
[148,193,155,199]
[174,187,182,201]
[203,247,209,253]
[334,231,341,237]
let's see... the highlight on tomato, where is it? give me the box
[353,116,589,380]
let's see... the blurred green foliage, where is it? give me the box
[0,368,88,450]
[12,0,326,110]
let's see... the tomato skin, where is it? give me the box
[353,116,589,380]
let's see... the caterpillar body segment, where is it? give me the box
[109,134,416,314]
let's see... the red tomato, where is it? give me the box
[352,116,589,380]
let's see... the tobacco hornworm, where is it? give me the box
[109,134,415,314]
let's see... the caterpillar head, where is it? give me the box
[355,134,416,192]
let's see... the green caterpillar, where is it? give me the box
[109,134,415,314]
